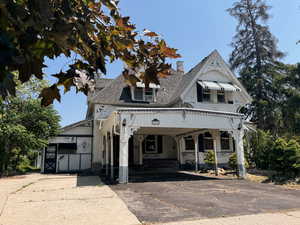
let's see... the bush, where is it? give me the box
[228,153,249,171]
[204,150,215,167]
[269,138,300,177]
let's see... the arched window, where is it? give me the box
[204,132,213,150]
[184,136,195,151]
[220,131,230,151]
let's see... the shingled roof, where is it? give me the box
[90,51,213,107]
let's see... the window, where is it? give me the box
[145,88,154,102]
[217,90,225,103]
[58,143,77,154]
[134,87,144,101]
[145,135,157,153]
[220,132,231,151]
[204,132,214,150]
[132,87,156,102]
[184,136,195,151]
[143,135,163,154]
[203,89,211,102]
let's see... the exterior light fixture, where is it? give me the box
[122,119,127,127]
[152,119,160,126]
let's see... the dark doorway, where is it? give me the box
[44,144,57,173]
[129,136,134,166]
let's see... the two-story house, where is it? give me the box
[41,50,252,184]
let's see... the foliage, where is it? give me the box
[228,0,284,129]
[228,153,249,171]
[0,0,180,106]
[204,150,215,165]
[269,138,300,177]
[0,79,60,176]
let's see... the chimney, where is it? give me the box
[176,61,184,74]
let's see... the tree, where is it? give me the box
[0,0,180,106]
[228,0,284,129]
[0,78,60,176]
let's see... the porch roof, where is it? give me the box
[116,107,243,118]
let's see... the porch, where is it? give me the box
[99,108,246,184]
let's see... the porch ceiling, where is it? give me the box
[136,127,203,136]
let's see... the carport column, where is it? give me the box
[110,128,114,180]
[179,137,184,165]
[192,135,199,171]
[119,127,130,184]
[233,129,246,178]
[137,135,145,166]
[105,134,109,177]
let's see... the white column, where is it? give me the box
[119,128,130,184]
[137,135,144,166]
[175,137,180,168]
[213,139,218,176]
[110,129,114,180]
[193,135,199,171]
[105,135,109,177]
[233,129,246,178]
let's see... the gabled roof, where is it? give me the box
[60,120,92,133]
[91,71,183,106]
[90,50,252,106]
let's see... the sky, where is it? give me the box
[44,0,300,127]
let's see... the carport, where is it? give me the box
[99,108,246,184]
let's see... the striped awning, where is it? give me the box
[136,82,160,89]
[198,81,241,92]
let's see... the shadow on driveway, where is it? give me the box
[110,171,300,224]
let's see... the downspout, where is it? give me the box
[91,119,94,171]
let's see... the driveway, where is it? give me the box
[110,171,300,224]
[0,174,139,225]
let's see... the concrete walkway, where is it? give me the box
[0,174,140,225]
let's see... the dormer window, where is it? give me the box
[197,80,241,104]
[131,82,160,102]
[203,89,211,102]
[217,90,225,103]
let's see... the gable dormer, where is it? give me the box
[130,82,160,103]
[180,50,252,113]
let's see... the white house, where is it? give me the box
[41,50,252,184]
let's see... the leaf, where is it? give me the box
[39,84,61,106]
[116,17,135,31]
[144,29,159,37]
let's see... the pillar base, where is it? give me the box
[118,166,128,184]
[237,164,246,178]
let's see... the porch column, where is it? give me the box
[119,128,130,184]
[174,137,181,168]
[233,129,246,178]
[192,135,199,171]
[137,135,144,166]
[213,139,219,176]
[110,129,114,180]
[105,135,109,177]
[179,137,184,165]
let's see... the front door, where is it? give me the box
[44,144,57,173]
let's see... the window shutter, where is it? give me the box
[198,134,204,152]
[197,83,203,102]
[157,136,163,154]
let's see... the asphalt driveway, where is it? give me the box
[110,171,300,224]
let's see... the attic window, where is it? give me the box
[131,83,159,102]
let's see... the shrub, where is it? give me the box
[269,138,300,177]
[204,150,215,167]
[228,153,249,171]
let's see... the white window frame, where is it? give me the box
[220,132,231,152]
[217,90,226,103]
[131,87,157,102]
[144,135,158,154]
[203,89,211,102]
[184,136,195,152]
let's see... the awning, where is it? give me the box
[198,81,222,90]
[198,80,241,92]
[136,82,160,89]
